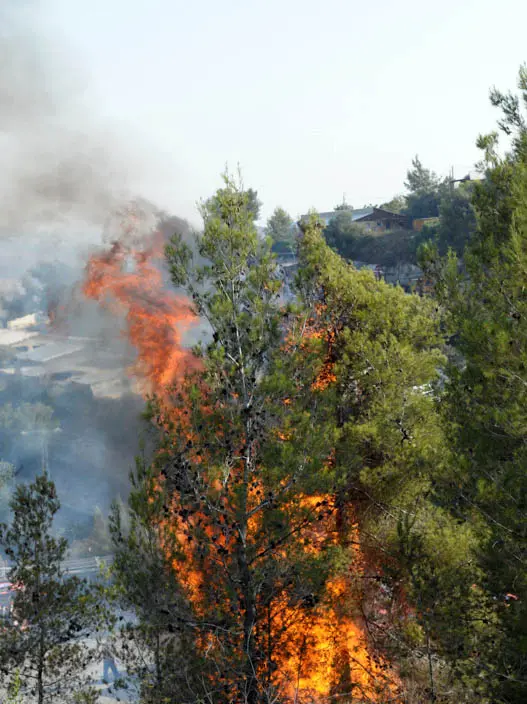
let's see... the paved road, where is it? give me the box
[0,554,113,581]
[0,554,113,612]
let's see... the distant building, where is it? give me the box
[301,207,410,233]
[0,329,39,349]
[0,318,133,399]
[7,314,40,331]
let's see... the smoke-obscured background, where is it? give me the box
[0,0,196,551]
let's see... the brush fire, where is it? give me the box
[83,208,199,398]
[80,206,400,703]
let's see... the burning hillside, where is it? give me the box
[97,188,399,704]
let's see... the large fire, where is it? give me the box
[83,209,398,702]
[83,214,199,396]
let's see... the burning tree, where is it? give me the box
[296,215,495,702]
[162,176,339,701]
[92,183,482,702]
[108,453,204,703]
[109,175,393,703]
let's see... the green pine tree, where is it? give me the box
[132,173,340,703]
[420,66,527,704]
[404,156,443,219]
[0,473,104,704]
[266,206,295,254]
[297,214,494,702]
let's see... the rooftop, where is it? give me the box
[302,207,373,225]
[0,329,39,347]
[17,340,86,364]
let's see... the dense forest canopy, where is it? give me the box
[2,68,527,704]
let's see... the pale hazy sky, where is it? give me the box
[42,0,527,224]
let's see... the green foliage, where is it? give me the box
[6,671,22,704]
[421,66,527,703]
[380,195,406,213]
[116,117,527,700]
[202,174,261,223]
[323,209,364,259]
[435,182,477,255]
[266,206,295,254]
[0,473,104,703]
[404,156,443,219]
[416,183,477,260]
[298,215,492,701]
[245,187,262,221]
[133,174,339,703]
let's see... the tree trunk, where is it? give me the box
[239,494,258,704]
[426,629,436,702]
[239,427,258,704]
[38,627,45,704]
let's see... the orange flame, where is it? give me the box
[271,496,397,702]
[83,232,199,396]
[83,222,398,701]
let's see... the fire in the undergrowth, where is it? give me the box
[83,207,199,396]
[84,214,398,701]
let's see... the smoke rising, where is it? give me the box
[0,1,202,547]
[0,1,136,235]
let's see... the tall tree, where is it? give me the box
[157,174,339,703]
[265,206,294,254]
[297,214,494,702]
[245,187,262,221]
[420,66,527,704]
[404,156,443,219]
[0,473,102,703]
[204,180,262,223]
[404,156,440,194]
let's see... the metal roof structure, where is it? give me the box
[17,340,84,364]
[309,207,373,225]
[7,314,39,331]
[0,329,39,347]
[300,206,410,229]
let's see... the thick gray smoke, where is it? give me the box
[0,1,134,236]
[0,1,201,549]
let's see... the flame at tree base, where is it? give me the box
[277,500,398,703]
[82,211,399,702]
[162,483,399,703]
[278,577,397,703]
